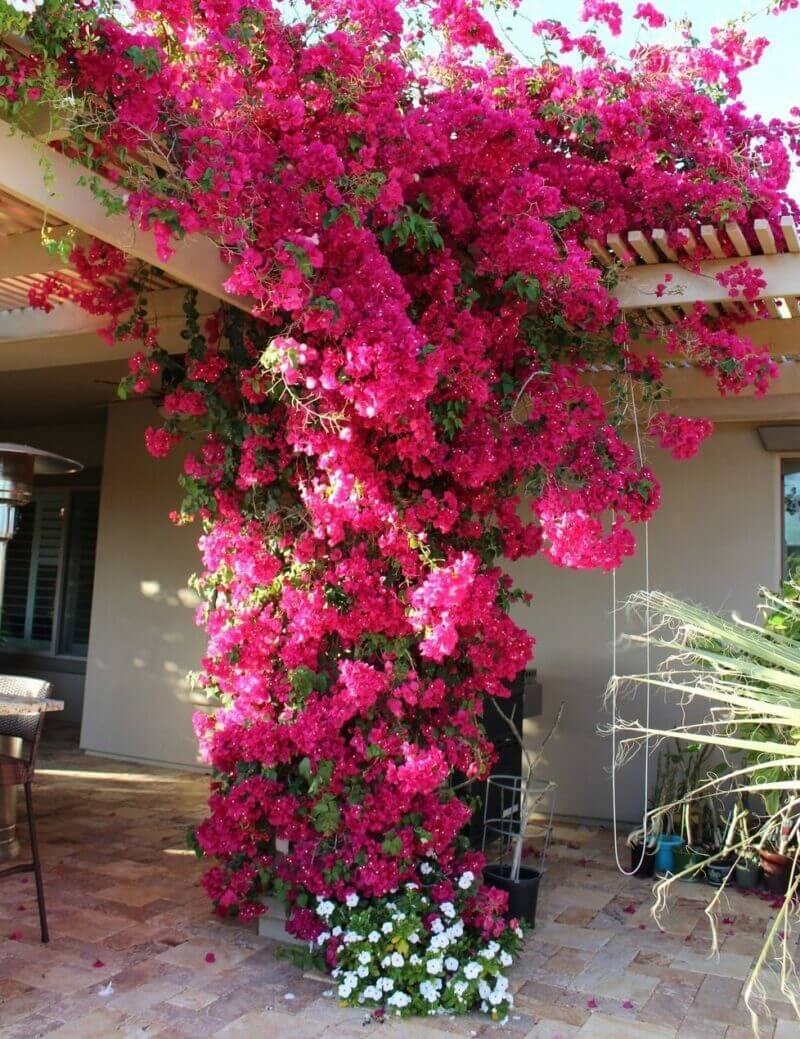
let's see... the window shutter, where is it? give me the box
[59,490,100,656]
[0,502,36,642]
[29,492,67,646]
[0,486,99,658]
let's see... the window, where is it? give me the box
[0,485,100,658]
[782,460,800,579]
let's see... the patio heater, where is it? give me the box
[0,444,82,860]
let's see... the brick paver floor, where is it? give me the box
[0,727,797,1038]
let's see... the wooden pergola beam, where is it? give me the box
[0,226,81,280]
[0,287,217,345]
[612,251,800,312]
[0,119,253,312]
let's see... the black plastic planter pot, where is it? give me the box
[629,842,657,878]
[483,864,541,927]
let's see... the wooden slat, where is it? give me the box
[725,222,751,257]
[651,229,678,261]
[678,228,698,255]
[587,238,615,267]
[627,231,660,264]
[763,297,781,319]
[662,305,681,323]
[781,215,800,253]
[784,295,800,318]
[606,233,636,266]
[754,219,777,255]
[700,225,726,258]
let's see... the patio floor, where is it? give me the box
[0,727,797,1039]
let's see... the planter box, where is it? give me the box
[257,895,306,947]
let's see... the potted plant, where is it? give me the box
[482,703,563,927]
[759,819,797,895]
[625,827,658,877]
[735,849,761,890]
[671,802,706,882]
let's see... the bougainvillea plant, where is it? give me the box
[1,0,798,1017]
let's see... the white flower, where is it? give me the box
[316,931,331,946]
[357,965,369,978]
[440,901,456,919]
[426,957,443,975]
[458,870,475,890]
[464,962,482,980]
[446,920,464,940]
[378,976,394,993]
[409,953,422,966]
[500,950,513,967]
[345,892,359,908]
[445,956,459,972]
[479,979,492,1000]
[331,926,342,937]
[393,911,406,922]
[430,918,444,935]
[407,932,420,944]
[381,921,393,935]
[430,933,449,951]
[387,991,411,1008]
[419,980,440,1003]
[453,980,468,999]
[390,951,404,968]
[368,931,380,944]
[361,984,381,1002]
[358,951,372,966]
[514,925,523,939]
[420,862,433,875]
[316,900,334,918]
[381,956,391,968]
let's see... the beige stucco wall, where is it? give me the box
[79,413,782,808]
[80,402,207,767]
[509,423,781,825]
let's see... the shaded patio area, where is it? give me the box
[0,728,796,1039]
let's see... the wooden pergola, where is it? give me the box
[0,118,799,420]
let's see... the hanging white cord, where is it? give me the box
[610,381,652,875]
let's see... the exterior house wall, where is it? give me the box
[77,413,782,810]
[80,402,207,767]
[509,423,780,825]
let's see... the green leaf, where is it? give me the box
[381,833,403,856]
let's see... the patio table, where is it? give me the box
[0,696,63,715]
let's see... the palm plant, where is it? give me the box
[608,584,800,1029]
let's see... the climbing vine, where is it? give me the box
[1,0,798,1018]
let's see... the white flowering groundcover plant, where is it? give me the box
[306,873,524,1019]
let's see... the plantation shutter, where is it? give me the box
[0,487,100,657]
[58,490,100,656]
[0,501,36,641]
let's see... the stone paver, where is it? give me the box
[0,724,795,1038]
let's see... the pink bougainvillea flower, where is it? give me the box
[586,998,598,1010]
[92,960,105,969]
[204,952,216,964]
[622,1000,635,1010]
[8,931,22,941]
[623,904,637,914]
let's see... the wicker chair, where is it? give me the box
[0,675,51,942]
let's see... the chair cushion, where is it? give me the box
[0,755,31,786]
